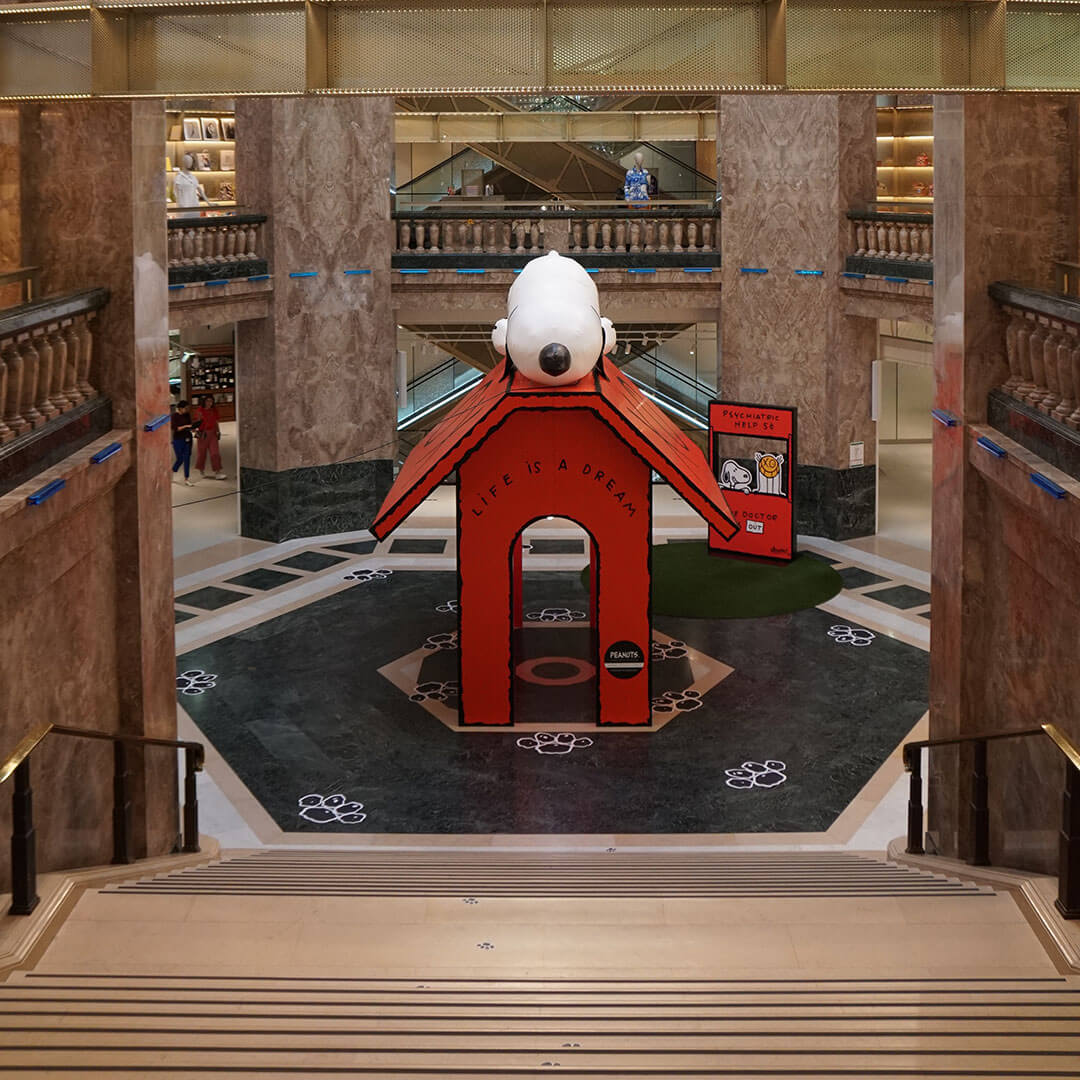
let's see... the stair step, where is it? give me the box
[101,852,991,900]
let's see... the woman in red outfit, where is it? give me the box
[194,394,226,479]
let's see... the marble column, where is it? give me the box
[15,100,176,861]
[930,94,1079,869]
[235,98,396,542]
[0,106,20,307]
[719,94,878,539]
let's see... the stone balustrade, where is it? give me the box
[990,283,1080,430]
[846,210,933,280]
[393,208,721,262]
[167,212,268,284]
[0,289,107,446]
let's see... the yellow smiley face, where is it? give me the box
[758,454,781,479]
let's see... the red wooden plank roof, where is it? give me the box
[372,358,738,541]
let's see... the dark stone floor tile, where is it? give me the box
[175,586,248,610]
[175,609,198,624]
[389,538,447,554]
[838,566,890,590]
[178,569,928,836]
[526,538,585,554]
[328,540,378,555]
[225,568,303,591]
[919,611,932,619]
[864,584,931,610]
[800,550,839,565]
[275,551,349,572]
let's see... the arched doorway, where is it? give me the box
[511,517,598,726]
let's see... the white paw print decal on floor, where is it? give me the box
[651,639,689,661]
[525,607,586,622]
[344,567,393,583]
[435,600,460,614]
[725,761,788,789]
[828,624,876,647]
[410,680,459,703]
[298,793,368,824]
[516,732,594,755]
[176,669,217,696]
[423,631,458,652]
[651,689,703,713]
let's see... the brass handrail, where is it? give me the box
[903,721,1080,920]
[0,721,52,786]
[3,722,205,917]
[1043,722,1080,772]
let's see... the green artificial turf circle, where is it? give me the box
[582,541,843,620]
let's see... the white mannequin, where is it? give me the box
[173,153,209,210]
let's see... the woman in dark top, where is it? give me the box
[171,400,198,486]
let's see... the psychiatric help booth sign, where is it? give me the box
[708,401,797,562]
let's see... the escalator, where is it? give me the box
[394,95,717,208]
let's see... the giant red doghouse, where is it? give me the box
[372,253,738,726]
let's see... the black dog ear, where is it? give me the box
[501,353,514,381]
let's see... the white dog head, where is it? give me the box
[492,251,616,386]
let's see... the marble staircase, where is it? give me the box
[1,972,1077,1075]
[2,849,1067,1076]
[105,850,991,899]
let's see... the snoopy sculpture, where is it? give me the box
[492,251,616,385]
[372,249,738,727]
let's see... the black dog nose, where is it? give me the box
[539,342,571,376]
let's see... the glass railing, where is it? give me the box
[618,347,715,423]
[398,357,484,425]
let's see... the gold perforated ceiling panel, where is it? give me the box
[1006,4,1080,89]
[787,0,976,88]
[0,15,90,97]
[548,2,764,89]
[125,3,305,94]
[327,2,544,91]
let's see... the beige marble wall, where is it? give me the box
[235,97,396,474]
[719,94,878,471]
[930,94,1079,869]
[7,101,177,866]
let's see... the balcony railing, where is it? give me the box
[393,202,721,268]
[845,209,933,281]
[167,208,269,286]
[991,282,1080,430]
[0,288,111,495]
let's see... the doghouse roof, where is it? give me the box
[372,358,739,540]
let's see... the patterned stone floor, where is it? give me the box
[174,521,930,838]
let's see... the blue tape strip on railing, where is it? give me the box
[27,478,65,506]
[399,268,428,275]
[931,408,959,428]
[740,267,768,274]
[143,413,171,433]
[795,269,824,276]
[247,274,271,282]
[344,269,371,276]
[1031,472,1067,499]
[168,283,185,291]
[842,271,866,279]
[513,269,524,274]
[683,267,713,273]
[288,271,318,278]
[976,435,1007,459]
[90,442,122,465]
[928,280,934,286]
[204,279,229,288]
[885,275,909,284]
[585,269,600,274]
[628,268,657,274]
[456,269,486,274]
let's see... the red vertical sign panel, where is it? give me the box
[708,401,797,562]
